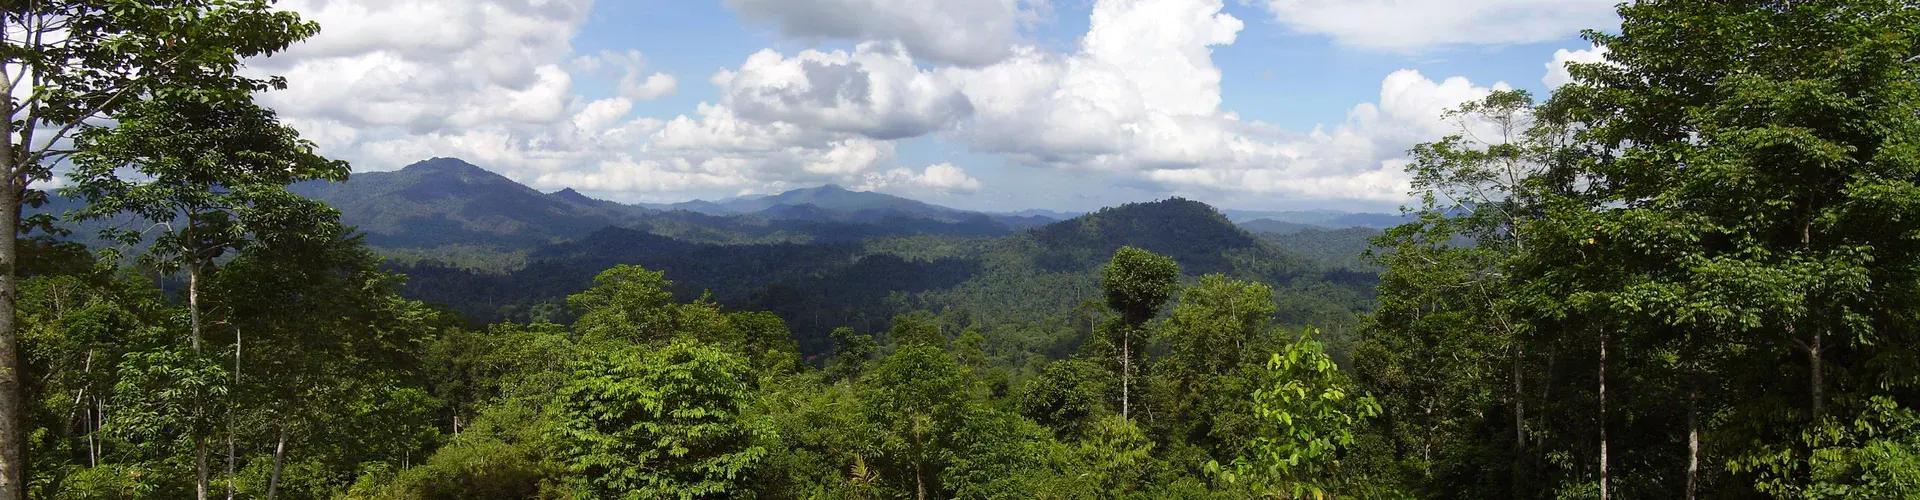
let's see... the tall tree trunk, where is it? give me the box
[75,350,94,468]
[1513,342,1527,498]
[189,262,201,352]
[227,326,239,500]
[86,396,97,467]
[912,429,927,500]
[1121,327,1131,420]
[196,438,209,500]
[267,427,287,500]
[915,461,926,500]
[1800,203,1823,420]
[0,59,24,499]
[224,428,234,500]
[93,398,103,466]
[1809,328,1823,419]
[0,183,24,500]
[1687,382,1699,500]
[1599,328,1609,500]
[189,262,209,500]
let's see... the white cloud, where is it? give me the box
[856,163,984,194]
[576,50,679,100]
[249,0,738,197]
[930,0,1510,203]
[1136,69,1509,203]
[716,42,974,140]
[252,0,939,200]
[626,73,679,100]
[942,0,1244,167]
[1544,44,1609,88]
[572,98,636,135]
[255,0,594,133]
[643,103,899,186]
[723,0,1049,66]
[1262,0,1618,52]
[242,0,1554,206]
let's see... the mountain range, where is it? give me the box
[286,158,1064,259]
[283,158,1397,259]
[38,156,1391,356]
[393,196,1380,356]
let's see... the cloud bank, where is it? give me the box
[250,0,1605,206]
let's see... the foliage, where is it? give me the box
[36,4,1920,499]
[1211,328,1381,497]
[1100,247,1180,327]
[547,340,770,499]
[1354,1,1920,498]
[392,198,1377,362]
[1019,359,1117,439]
[863,344,971,497]
[567,265,677,343]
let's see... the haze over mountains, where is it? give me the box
[249,158,1395,355]
[282,157,1402,257]
[286,158,1070,253]
[391,192,1380,356]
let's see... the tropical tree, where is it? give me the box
[0,3,319,494]
[567,265,678,343]
[1535,0,1920,496]
[1019,358,1117,440]
[828,327,877,382]
[547,340,769,499]
[1210,328,1380,498]
[1099,247,1178,420]
[865,344,971,499]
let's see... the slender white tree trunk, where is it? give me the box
[227,327,239,500]
[1687,382,1699,500]
[189,262,210,500]
[267,427,288,500]
[0,182,24,500]
[912,427,927,500]
[1514,342,1526,497]
[1599,329,1609,500]
[1121,327,1131,420]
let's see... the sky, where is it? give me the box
[245,0,1620,213]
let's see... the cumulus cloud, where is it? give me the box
[724,0,1049,66]
[856,163,984,194]
[246,0,1555,206]
[250,0,734,198]
[1544,44,1609,88]
[643,103,899,185]
[575,50,679,100]
[626,74,679,100]
[1157,70,1510,202]
[714,42,974,140]
[926,0,1511,202]
[255,0,594,133]
[941,0,1244,168]
[1262,0,1618,52]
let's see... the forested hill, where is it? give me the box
[287,158,1049,262]
[395,197,1377,358]
[287,157,641,249]
[645,183,951,217]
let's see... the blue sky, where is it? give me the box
[254,0,1620,213]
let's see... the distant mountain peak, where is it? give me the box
[1028,197,1259,274]
[404,157,486,174]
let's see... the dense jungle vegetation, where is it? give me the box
[1,0,1918,499]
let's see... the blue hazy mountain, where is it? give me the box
[287,158,1045,253]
